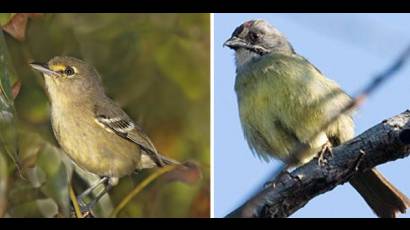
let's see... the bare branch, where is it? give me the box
[226,110,410,218]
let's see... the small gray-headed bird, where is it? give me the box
[224,19,410,218]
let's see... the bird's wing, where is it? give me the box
[299,56,323,75]
[93,99,166,167]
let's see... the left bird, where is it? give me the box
[30,56,178,210]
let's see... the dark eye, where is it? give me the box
[64,66,75,76]
[249,31,260,42]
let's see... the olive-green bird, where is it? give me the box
[224,19,410,218]
[30,56,178,210]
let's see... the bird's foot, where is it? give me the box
[70,198,94,218]
[80,181,113,214]
[72,176,111,217]
[78,203,95,217]
[317,142,333,166]
[72,195,101,218]
[77,197,87,209]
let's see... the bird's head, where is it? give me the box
[30,56,105,103]
[224,20,294,67]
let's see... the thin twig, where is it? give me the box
[110,165,177,217]
[69,184,82,218]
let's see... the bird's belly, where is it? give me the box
[235,56,355,165]
[239,91,327,166]
[237,89,293,161]
[51,110,140,177]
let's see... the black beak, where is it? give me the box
[223,36,248,50]
[29,62,61,77]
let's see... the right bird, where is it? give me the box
[224,19,410,218]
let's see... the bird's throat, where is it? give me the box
[235,48,261,70]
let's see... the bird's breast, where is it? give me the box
[234,54,354,164]
[50,104,141,177]
[235,67,297,161]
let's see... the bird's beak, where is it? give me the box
[223,36,248,50]
[29,62,61,77]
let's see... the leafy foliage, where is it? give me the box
[0,13,210,217]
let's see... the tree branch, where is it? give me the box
[226,110,410,218]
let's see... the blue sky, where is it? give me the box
[214,13,410,218]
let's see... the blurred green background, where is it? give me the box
[0,13,210,217]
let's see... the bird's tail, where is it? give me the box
[350,168,410,218]
[139,150,180,169]
[158,154,180,166]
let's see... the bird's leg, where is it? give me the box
[77,176,108,209]
[317,142,333,166]
[83,182,113,212]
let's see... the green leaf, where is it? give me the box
[0,13,15,27]
[0,153,8,217]
[7,198,58,218]
[6,130,73,217]
[0,29,19,185]
[36,144,71,217]
[36,198,59,217]
[0,29,18,103]
[154,35,207,101]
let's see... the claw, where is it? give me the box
[70,199,92,218]
[77,197,87,209]
[74,176,111,215]
[317,142,333,166]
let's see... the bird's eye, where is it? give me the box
[64,66,75,76]
[249,31,260,42]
